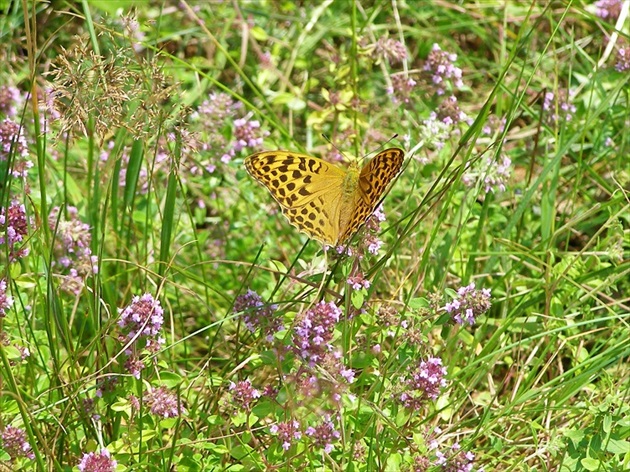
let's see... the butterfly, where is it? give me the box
[244,148,404,246]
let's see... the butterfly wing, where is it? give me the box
[245,151,347,245]
[337,148,404,244]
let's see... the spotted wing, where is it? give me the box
[337,148,404,244]
[245,151,347,245]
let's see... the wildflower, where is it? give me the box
[435,443,480,471]
[193,95,268,169]
[482,115,506,136]
[0,118,32,177]
[195,92,240,126]
[118,293,165,378]
[376,305,401,329]
[269,420,302,451]
[418,113,453,152]
[77,449,117,472]
[17,345,30,360]
[462,154,512,195]
[128,394,140,411]
[542,90,576,124]
[594,0,623,20]
[233,289,281,341]
[118,293,164,346]
[387,74,417,104]
[435,96,471,126]
[334,205,389,257]
[144,386,185,418]
[0,278,13,317]
[615,46,630,72]
[0,85,23,117]
[124,357,145,379]
[398,357,448,409]
[95,377,119,398]
[305,415,341,453]
[364,233,383,255]
[411,454,432,471]
[293,301,342,365]
[120,13,146,52]
[423,43,464,95]
[82,398,99,420]
[1,425,34,461]
[49,206,98,295]
[0,200,30,261]
[373,37,407,64]
[347,273,371,290]
[38,87,61,123]
[258,50,273,68]
[228,379,261,412]
[445,283,491,326]
[233,118,269,153]
[320,350,356,386]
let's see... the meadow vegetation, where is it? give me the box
[0,1,629,470]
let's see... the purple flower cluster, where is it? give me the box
[117,293,165,378]
[118,293,164,343]
[192,92,270,170]
[304,415,341,453]
[233,289,281,341]
[482,115,507,136]
[435,96,471,126]
[77,449,117,472]
[543,91,576,124]
[373,37,407,64]
[434,442,480,471]
[334,204,389,257]
[269,420,302,451]
[398,357,448,408]
[615,46,630,72]
[119,13,146,52]
[594,0,623,20]
[444,283,492,326]
[424,43,464,95]
[0,278,13,317]
[0,425,34,461]
[347,273,371,290]
[0,200,30,261]
[0,85,23,117]
[387,74,417,104]
[233,118,268,152]
[462,154,512,195]
[49,206,98,295]
[144,386,184,418]
[0,118,32,178]
[228,379,261,411]
[293,301,342,365]
[419,96,472,152]
[419,114,454,152]
[37,87,62,124]
[364,205,387,255]
[195,92,240,124]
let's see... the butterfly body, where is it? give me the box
[245,148,404,246]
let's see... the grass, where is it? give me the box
[0,1,629,471]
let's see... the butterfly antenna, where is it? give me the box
[368,133,399,156]
[321,134,349,162]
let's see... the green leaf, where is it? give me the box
[351,289,365,309]
[606,438,630,454]
[581,457,601,471]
